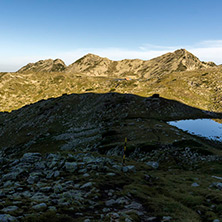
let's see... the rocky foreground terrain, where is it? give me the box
[0,93,222,221]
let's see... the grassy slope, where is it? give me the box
[0,67,222,112]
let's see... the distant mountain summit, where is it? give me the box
[17,58,66,73]
[17,49,216,78]
[65,49,216,78]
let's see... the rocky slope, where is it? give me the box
[0,93,222,221]
[16,49,216,78]
[1,93,221,158]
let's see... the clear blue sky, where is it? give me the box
[1,0,222,71]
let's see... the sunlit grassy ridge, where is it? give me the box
[0,66,222,112]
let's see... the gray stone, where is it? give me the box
[127,165,136,172]
[3,181,13,188]
[112,164,122,171]
[213,182,222,189]
[125,201,143,210]
[22,191,32,198]
[32,203,47,211]
[107,173,116,176]
[54,184,63,193]
[27,174,39,184]
[111,213,119,218]
[105,199,116,206]
[213,219,220,222]
[102,208,110,213]
[48,206,57,211]
[57,198,70,207]
[78,168,88,173]
[146,161,159,169]
[83,173,90,177]
[116,197,129,205]
[65,162,78,173]
[47,160,58,169]
[0,214,18,222]
[61,190,83,201]
[83,156,95,163]
[54,170,60,178]
[122,166,129,173]
[30,192,49,202]
[80,182,93,189]
[2,171,20,181]
[45,171,54,179]
[122,165,136,173]
[191,182,200,187]
[34,161,46,170]
[162,216,172,221]
[2,206,18,213]
[212,176,222,180]
[21,153,42,163]
[40,186,51,192]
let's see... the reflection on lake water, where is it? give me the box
[168,119,222,141]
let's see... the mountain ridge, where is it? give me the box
[1,48,221,113]
[17,49,216,78]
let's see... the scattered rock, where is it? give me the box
[21,153,42,163]
[146,161,159,169]
[1,206,18,213]
[211,182,222,190]
[191,182,200,187]
[0,214,18,222]
[162,216,172,221]
[212,176,222,180]
[65,162,78,173]
[122,165,136,172]
[80,182,93,189]
[32,203,47,211]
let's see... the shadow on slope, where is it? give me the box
[0,92,222,158]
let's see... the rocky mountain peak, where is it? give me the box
[66,53,112,75]
[171,49,216,71]
[17,58,66,73]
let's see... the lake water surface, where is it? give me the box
[168,119,222,141]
